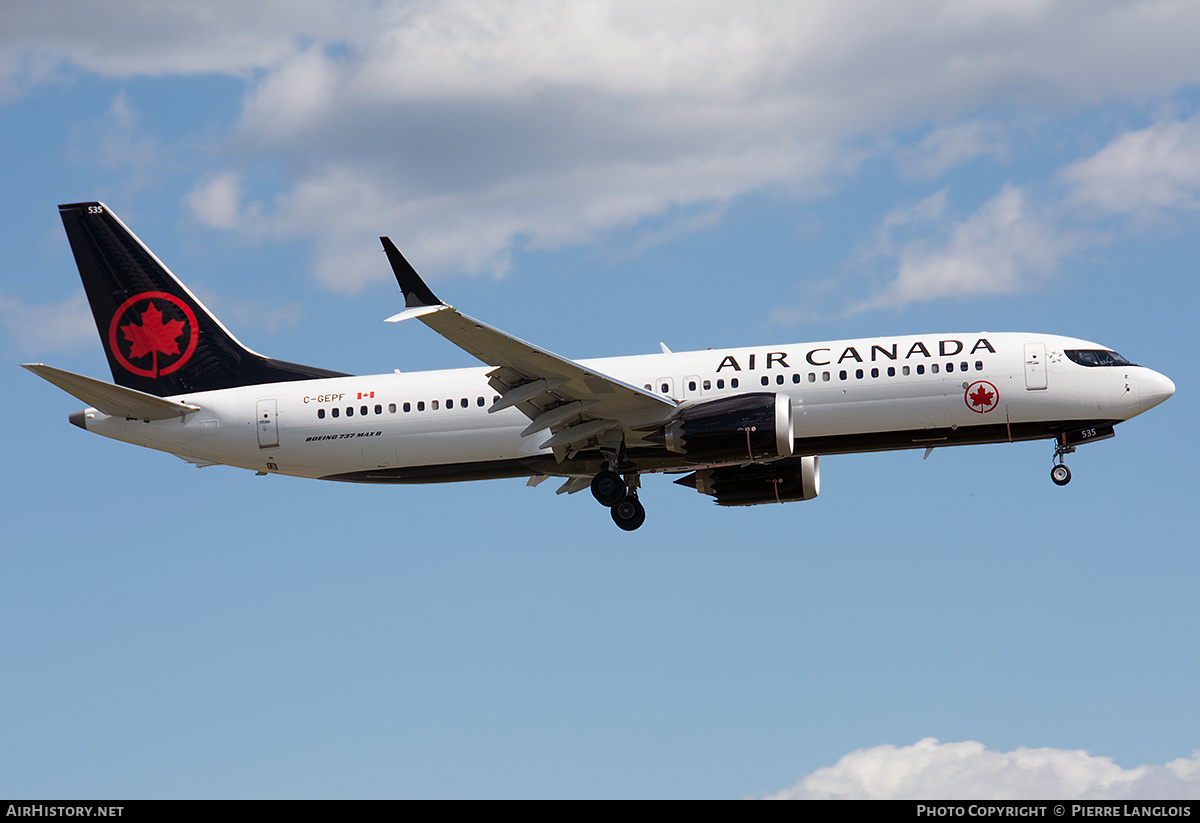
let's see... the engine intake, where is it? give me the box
[656,392,793,462]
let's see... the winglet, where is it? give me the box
[381,237,443,309]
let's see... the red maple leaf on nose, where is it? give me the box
[120,301,186,375]
[969,384,995,409]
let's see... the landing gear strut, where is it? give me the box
[1051,434,1074,486]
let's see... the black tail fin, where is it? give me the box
[59,202,347,396]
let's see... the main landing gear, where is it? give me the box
[1050,435,1074,486]
[591,467,646,531]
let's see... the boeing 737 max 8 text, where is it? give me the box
[24,202,1175,530]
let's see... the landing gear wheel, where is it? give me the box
[1050,434,1076,487]
[611,495,646,531]
[591,470,625,507]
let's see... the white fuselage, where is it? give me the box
[74,332,1174,482]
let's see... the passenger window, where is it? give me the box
[917,364,925,375]
[761,376,769,386]
[332,407,339,418]
[931,364,939,374]
[417,401,425,411]
[854,369,863,379]
[887,367,895,377]
[808,373,816,382]
[717,379,725,389]
[403,402,411,412]
[822,371,830,382]
[317,408,325,419]
[688,380,697,391]
[945,363,954,373]
[839,370,847,380]
[960,362,968,372]
[871,368,879,378]
[776,374,784,385]
[347,407,354,417]
[902,366,910,376]
[446,399,453,408]
[975,361,983,370]
[388,403,396,413]
[731,378,739,388]
[432,400,439,410]
[477,396,485,406]
[375,404,382,414]
[703,380,711,390]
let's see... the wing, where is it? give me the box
[381,238,676,458]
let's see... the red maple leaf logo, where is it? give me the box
[119,300,187,378]
[968,384,994,409]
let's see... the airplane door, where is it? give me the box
[256,399,279,448]
[655,377,675,399]
[1024,343,1047,390]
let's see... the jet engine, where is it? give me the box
[675,456,820,506]
[653,392,793,462]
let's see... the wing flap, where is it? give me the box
[556,476,592,495]
[489,377,570,413]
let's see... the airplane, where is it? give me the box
[25,202,1175,531]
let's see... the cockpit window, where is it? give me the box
[1065,349,1135,367]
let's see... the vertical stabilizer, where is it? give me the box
[58,202,346,396]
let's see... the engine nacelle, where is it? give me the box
[677,456,820,507]
[657,392,793,462]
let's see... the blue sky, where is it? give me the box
[2,1,1198,799]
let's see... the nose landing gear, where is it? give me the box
[1051,434,1074,486]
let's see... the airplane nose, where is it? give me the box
[1140,369,1175,413]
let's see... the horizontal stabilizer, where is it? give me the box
[23,364,200,420]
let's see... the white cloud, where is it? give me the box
[849,185,1082,313]
[190,286,303,335]
[213,0,1200,291]
[10,2,1200,292]
[0,289,95,354]
[881,188,952,233]
[65,92,165,192]
[187,173,244,230]
[0,2,351,84]
[898,120,1009,180]
[767,738,1200,800]
[1063,115,1200,216]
